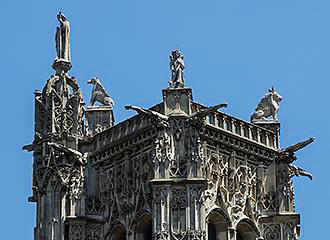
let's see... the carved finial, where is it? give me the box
[87,77,114,107]
[169,49,185,88]
[251,87,282,123]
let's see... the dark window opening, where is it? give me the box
[136,214,152,240]
[208,222,216,240]
[236,231,243,240]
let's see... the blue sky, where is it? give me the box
[1,1,329,239]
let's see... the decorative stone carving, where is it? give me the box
[187,103,228,128]
[67,223,104,240]
[279,137,314,180]
[288,164,312,180]
[68,223,85,240]
[282,221,298,240]
[88,77,115,107]
[48,142,87,165]
[279,137,314,163]
[188,230,206,240]
[85,195,105,215]
[25,19,315,240]
[55,12,71,62]
[47,142,86,199]
[251,87,282,122]
[125,105,169,128]
[169,49,185,88]
[263,223,281,240]
[171,188,188,240]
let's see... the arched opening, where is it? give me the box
[136,213,152,240]
[207,210,230,240]
[208,221,217,240]
[236,231,243,240]
[109,224,126,240]
[236,221,257,240]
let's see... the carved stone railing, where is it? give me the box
[89,114,157,166]
[93,114,153,147]
[205,111,280,150]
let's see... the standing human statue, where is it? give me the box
[169,49,185,88]
[55,12,71,62]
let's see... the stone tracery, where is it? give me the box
[23,14,314,240]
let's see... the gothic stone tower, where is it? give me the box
[24,14,314,240]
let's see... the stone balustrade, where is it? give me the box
[205,111,280,149]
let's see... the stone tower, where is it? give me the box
[24,14,314,240]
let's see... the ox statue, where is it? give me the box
[87,77,114,107]
[251,87,282,122]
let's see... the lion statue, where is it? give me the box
[250,87,282,122]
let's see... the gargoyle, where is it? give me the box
[125,105,169,128]
[289,164,312,180]
[279,137,314,180]
[186,103,228,127]
[47,142,87,165]
[279,137,314,163]
[22,133,42,152]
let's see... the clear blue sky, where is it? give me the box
[1,1,328,239]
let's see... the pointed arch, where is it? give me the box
[134,212,152,240]
[108,223,127,240]
[236,218,261,240]
[206,208,232,240]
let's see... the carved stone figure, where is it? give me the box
[289,164,312,180]
[279,137,314,163]
[125,104,169,128]
[55,12,71,62]
[47,142,87,165]
[125,105,168,120]
[88,77,115,107]
[188,103,228,120]
[279,138,314,181]
[251,87,282,122]
[187,103,228,127]
[169,49,185,88]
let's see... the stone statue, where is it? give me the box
[87,77,115,107]
[55,12,71,62]
[125,105,169,127]
[279,138,314,180]
[250,87,282,122]
[188,103,228,120]
[187,103,228,127]
[279,137,314,163]
[289,164,312,180]
[47,142,87,165]
[169,49,185,88]
[125,105,168,121]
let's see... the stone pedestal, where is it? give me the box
[85,106,114,135]
[52,59,72,74]
[162,88,192,116]
[254,121,280,148]
[253,121,280,133]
